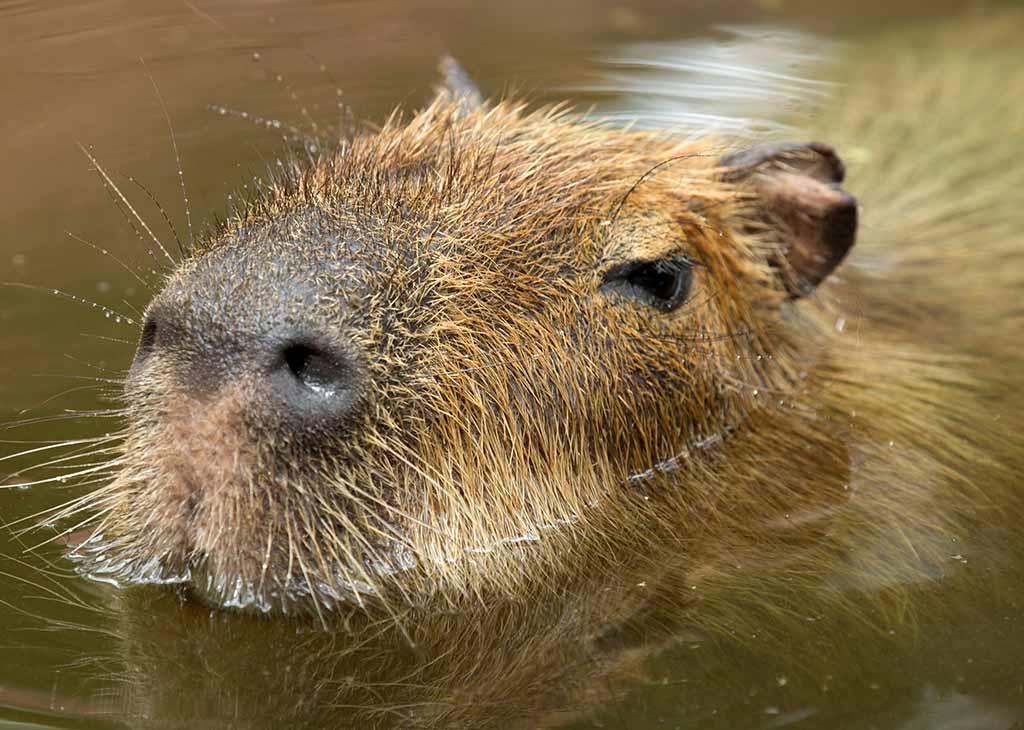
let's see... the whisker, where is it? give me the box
[24,507,114,551]
[304,50,356,138]
[0,570,93,612]
[13,487,114,539]
[4,461,120,490]
[22,486,115,530]
[15,385,112,417]
[3,451,118,486]
[0,498,90,582]
[61,353,129,376]
[291,526,328,629]
[30,373,125,386]
[142,57,194,254]
[126,175,186,260]
[9,451,120,480]
[78,333,134,346]
[0,409,125,431]
[77,143,177,267]
[64,231,151,290]
[266,60,332,144]
[183,0,230,34]
[0,436,117,466]
[0,283,136,327]
[0,546,80,585]
[207,104,317,151]
[120,299,146,322]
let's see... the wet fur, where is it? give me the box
[57,12,1024,622]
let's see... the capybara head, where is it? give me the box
[69,66,856,614]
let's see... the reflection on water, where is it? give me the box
[2,1,1023,729]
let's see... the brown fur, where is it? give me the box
[58,12,1024,625]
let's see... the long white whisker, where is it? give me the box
[77,143,177,266]
[24,507,114,551]
[0,436,118,465]
[142,58,194,254]
[3,460,123,490]
[4,448,120,484]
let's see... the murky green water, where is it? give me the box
[2,1,1023,728]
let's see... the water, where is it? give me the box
[2,1,1022,728]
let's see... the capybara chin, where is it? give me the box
[60,45,1024,617]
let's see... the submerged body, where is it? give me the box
[49,13,1024,625]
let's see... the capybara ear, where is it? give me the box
[435,55,484,117]
[720,142,858,298]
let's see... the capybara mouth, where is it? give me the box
[62,404,424,614]
[65,409,744,616]
[67,517,422,616]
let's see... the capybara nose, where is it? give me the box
[130,304,363,429]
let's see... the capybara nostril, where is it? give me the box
[269,337,361,425]
[280,340,351,397]
[131,312,160,371]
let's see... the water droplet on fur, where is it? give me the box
[835,317,847,332]
[251,52,261,62]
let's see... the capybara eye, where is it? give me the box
[601,256,696,313]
